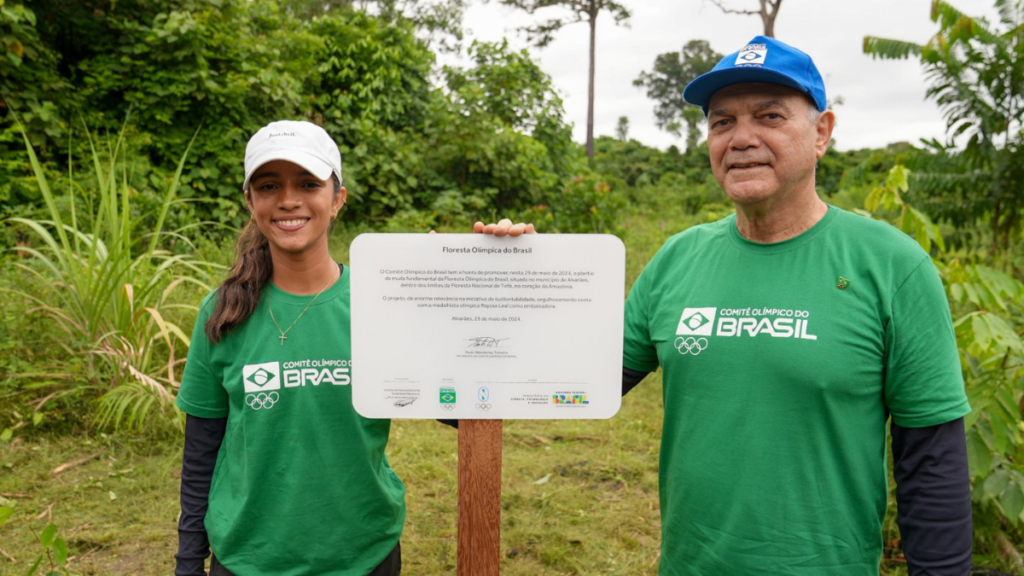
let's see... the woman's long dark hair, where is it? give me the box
[204,174,341,343]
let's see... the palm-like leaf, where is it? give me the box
[862,37,921,60]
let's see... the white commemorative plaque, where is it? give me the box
[350,233,625,419]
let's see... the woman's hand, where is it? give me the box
[472,218,536,236]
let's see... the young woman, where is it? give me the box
[174,120,404,576]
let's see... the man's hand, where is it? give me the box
[473,218,536,236]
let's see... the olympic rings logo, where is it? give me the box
[246,392,280,410]
[475,403,492,411]
[675,337,708,356]
[440,404,456,411]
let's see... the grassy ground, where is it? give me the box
[0,208,1019,575]
[0,377,664,575]
[0,379,959,576]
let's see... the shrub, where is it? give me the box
[2,123,217,433]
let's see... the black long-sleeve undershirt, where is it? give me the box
[179,368,972,576]
[176,414,226,576]
[890,416,973,574]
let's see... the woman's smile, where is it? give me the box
[273,217,311,231]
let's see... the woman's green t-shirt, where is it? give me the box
[176,267,406,576]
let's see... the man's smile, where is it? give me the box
[728,161,770,171]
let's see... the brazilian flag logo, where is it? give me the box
[682,311,710,331]
[246,368,275,387]
[440,387,457,404]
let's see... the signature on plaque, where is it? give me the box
[467,337,508,348]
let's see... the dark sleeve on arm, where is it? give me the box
[175,414,227,576]
[891,417,972,576]
[623,366,649,397]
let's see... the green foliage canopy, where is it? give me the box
[2,0,585,230]
[864,0,1024,253]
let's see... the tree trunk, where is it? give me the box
[992,197,1002,255]
[586,2,597,161]
[686,116,699,153]
[762,0,780,38]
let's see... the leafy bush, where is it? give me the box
[310,10,433,220]
[521,173,626,235]
[0,1,74,218]
[866,164,1024,550]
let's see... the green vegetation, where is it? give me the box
[634,39,722,152]
[2,0,1024,573]
[865,0,1024,255]
[4,123,216,436]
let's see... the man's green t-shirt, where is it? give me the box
[623,207,969,575]
[176,267,406,576]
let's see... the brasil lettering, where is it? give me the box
[716,317,817,340]
[283,367,350,387]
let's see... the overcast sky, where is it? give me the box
[442,0,1002,152]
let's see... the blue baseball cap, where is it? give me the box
[683,36,827,115]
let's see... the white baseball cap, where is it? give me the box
[242,120,342,191]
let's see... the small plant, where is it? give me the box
[25,523,70,576]
[0,502,13,527]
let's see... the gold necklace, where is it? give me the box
[268,268,338,345]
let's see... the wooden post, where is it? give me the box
[458,419,503,576]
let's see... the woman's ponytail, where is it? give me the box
[204,219,274,343]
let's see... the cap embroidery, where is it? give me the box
[268,132,297,138]
[735,43,767,66]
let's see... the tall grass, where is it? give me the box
[2,121,218,432]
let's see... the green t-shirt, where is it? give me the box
[623,207,969,575]
[176,267,406,576]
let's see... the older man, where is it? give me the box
[480,35,972,575]
[620,36,971,575]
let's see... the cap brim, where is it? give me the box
[683,67,811,113]
[242,150,335,191]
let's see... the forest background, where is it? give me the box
[2,0,1024,574]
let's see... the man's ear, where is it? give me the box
[815,110,836,159]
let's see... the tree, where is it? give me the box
[6,0,585,230]
[495,0,631,161]
[634,39,722,153]
[435,40,577,211]
[289,0,469,52]
[615,115,629,141]
[864,0,1024,254]
[709,0,782,38]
